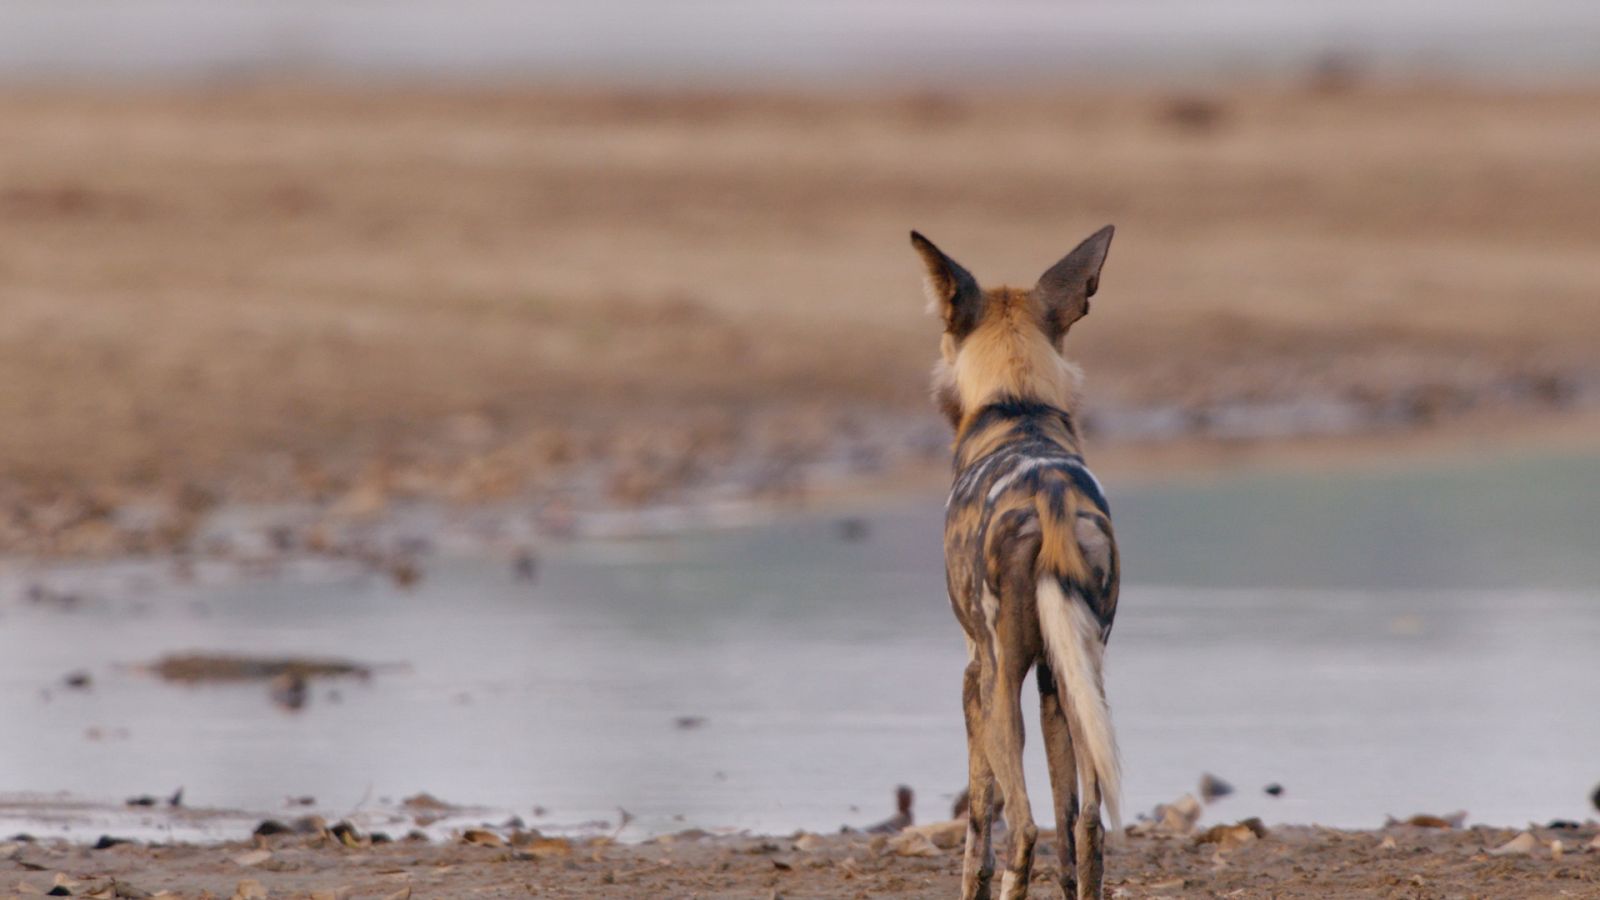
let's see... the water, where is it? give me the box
[1,452,1597,840]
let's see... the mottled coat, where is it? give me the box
[913,227,1122,900]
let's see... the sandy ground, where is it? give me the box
[2,821,1596,899]
[2,80,1599,555]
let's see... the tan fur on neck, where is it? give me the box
[945,288,1082,432]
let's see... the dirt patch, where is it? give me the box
[1,822,1593,898]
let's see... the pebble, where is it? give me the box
[113,880,154,899]
[1199,773,1234,802]
[900,819,966,850]
[513,550,539,583]
[231,849,272,867]
[1387,812,1465,829]
[1487,831,1536,856]
[886,831,941,858]
[461,829,505,847]
[1194,818,1267,850]
[835,518,869,542]
[329,821,363,847]
[1130,794,1202,835]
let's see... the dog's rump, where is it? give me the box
[950,442,1120,638]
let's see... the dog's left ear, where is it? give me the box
[1035,225,1114,338]
[910,231,983,339]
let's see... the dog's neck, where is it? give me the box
[952,397,1083,473]
[936,286,1082,422]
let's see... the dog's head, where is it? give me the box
[911,226,1114,432]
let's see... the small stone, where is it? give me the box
[1387,811,1465,829]
[793,833,824,852]
[1488,831,1536,856]
[1551,839,1564,860]
[329,821,362,847]
[902,820,967,850]
[1378,836,1397,851]
[1263,783,1284,797]
[836,518,870,542]
[93,835,132,850]
[231,849,272,867]
[1199,773,1234,802]
[253,820,292,837]
[461,829,504,847]
[1153,794,1203,834]
[1193,819,1265,850]
[523,836,572,858]
[513,551,539,583]
[886,831,941,857]
[233,880,268,900]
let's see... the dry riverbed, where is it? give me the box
[1,817,1595,899]
[3,81,1600,559]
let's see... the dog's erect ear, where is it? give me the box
[910,231,983,338]
[1035,225,1114,337]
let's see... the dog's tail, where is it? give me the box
[1037,575,1122,832]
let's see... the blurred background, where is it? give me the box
[1,0,1598,843]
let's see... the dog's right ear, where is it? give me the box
[910,231,982,338]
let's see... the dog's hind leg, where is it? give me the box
[1038,659,1079,899]
[960,656,996,900]
[1069,716,1105,899]
[982,662,1037,900]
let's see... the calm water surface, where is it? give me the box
[1,452,1597,839]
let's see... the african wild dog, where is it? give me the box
[912,226,1121,900]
